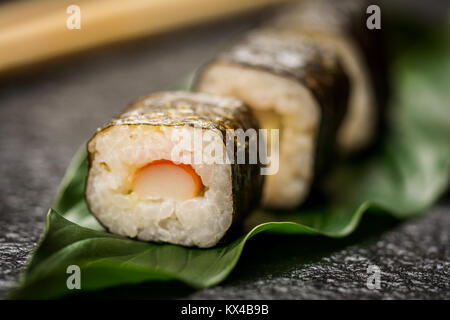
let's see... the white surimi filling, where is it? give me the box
[86,125,233,248]
[197,62,320,209]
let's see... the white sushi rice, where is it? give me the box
[86,125,233,248]
[197,62,320,209]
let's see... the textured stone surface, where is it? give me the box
[185,203,450,299]
[0,5,449,300]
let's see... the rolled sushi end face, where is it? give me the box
[197,62,320,209]
[86,125,233,248]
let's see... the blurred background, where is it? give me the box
[0,0,449,299]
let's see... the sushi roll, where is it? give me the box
[194,30,349,209]
[85,91,262,248]
[266,0,389,153]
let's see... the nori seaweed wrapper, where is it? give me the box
[194,30,350,187]
[268,0,389,144]
[87,91,263,228]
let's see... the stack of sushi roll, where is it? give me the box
[86,0,387,246]
[267,0,388,153]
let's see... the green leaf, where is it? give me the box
[9,21,450,299]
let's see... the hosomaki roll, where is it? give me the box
[267,0,388,153]
[86,91,263,248]
[194,30,349,209]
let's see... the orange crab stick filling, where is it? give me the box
[132,160,204,201]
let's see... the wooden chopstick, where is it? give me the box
[0,0,289,73]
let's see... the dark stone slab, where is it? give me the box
[185,202,450,299]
